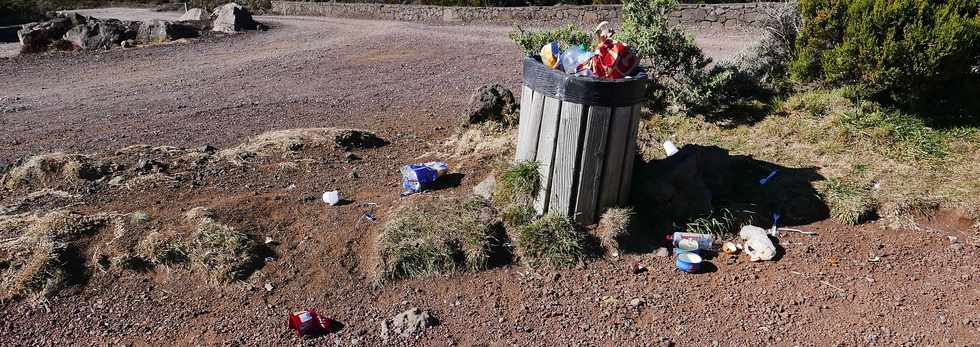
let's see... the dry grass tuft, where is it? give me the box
[514,213,588,269]
[2,153,110,190]
[218,128,385,162]
[445,123,516,161]
[375,195,501,283]
[596,208,634,257]
[189,218,259,283]
[0,210,111,301]
[137,230,187,265]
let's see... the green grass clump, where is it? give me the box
[190,220,259,282]
[376,195,500,282]
[493,161,540,207]
[501,204,536,227]
[683,208,753,239]
[817,178,876,225]
[514,213,588,269]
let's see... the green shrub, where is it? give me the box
[506,24,591,56]
[790,0,980,117]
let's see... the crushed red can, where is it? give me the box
[288,309,334,337]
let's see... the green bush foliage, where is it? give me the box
[506,24,592,56]
[790,0,980,117]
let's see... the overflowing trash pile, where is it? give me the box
[539,22,640,80]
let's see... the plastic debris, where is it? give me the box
[560,44,594,75]
[540,41,561,69]
[322,191,341,205]
[668,232,714,251]
[759,170,778,185]
[663,140,679,156]
[355,202,379,229]
[400,161,448,195]
[288,309,335,337]
[739,225,777,261]
[721,241,739,255]
[675,252,703,273]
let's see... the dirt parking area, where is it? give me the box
[1,8,976,346]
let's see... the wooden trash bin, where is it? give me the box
[515,56,648,225]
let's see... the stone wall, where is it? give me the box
[271,1,783,30]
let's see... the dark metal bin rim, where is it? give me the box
[521,55,649,108]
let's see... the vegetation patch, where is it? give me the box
[2,153,110,190]
[816,178,876,225]
[492,161,540,208]
[514,213,589,269]
[596,208,634,257]
[375,195,503,283]
[189,218,260,282]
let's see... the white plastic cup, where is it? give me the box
[663,140,679,157]
[322,191,340,206]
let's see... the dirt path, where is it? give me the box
[2,8,976,347]
[0,8,757,164]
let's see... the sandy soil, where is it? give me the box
[0,8,977,346]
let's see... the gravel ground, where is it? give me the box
[1,8,977,346]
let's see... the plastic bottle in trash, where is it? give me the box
[561,45,594,74]
[666,232,714,251]
[400,161,449,193]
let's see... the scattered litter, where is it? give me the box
[675,252,703,273]
[721,241,739,255]
[288,309,335,337]
[264,236,274,244]
[778,227,817,236]
[663,140,679,157]
[540,41,561,69]
[355,202,379,228]
[630,261,647,274]
[769,212,781,236]
[758,170,778,185]
[820,280,846,293]
[739,225,776,261]
[264,282,274,292]
[628,298,644,308]
[400,161,448,195]
[868,256,881,262]
[322,191,341,205]
[668,232,713,254]
[264,256,275,263]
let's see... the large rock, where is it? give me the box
[380,308,437,341]
[179,8,211,30]
[211,3,258,33]
[461,84,517,126]
[179,8,209,22]
[136,20,199,44]
[62,19,130,50]
[17,18,72,53]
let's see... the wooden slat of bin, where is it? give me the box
[515,86,545,162]
[596,106,633,214]
[533,96,562,214]
[549,101,587,217]
[573,106,611,224]
[617,104,642,205]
